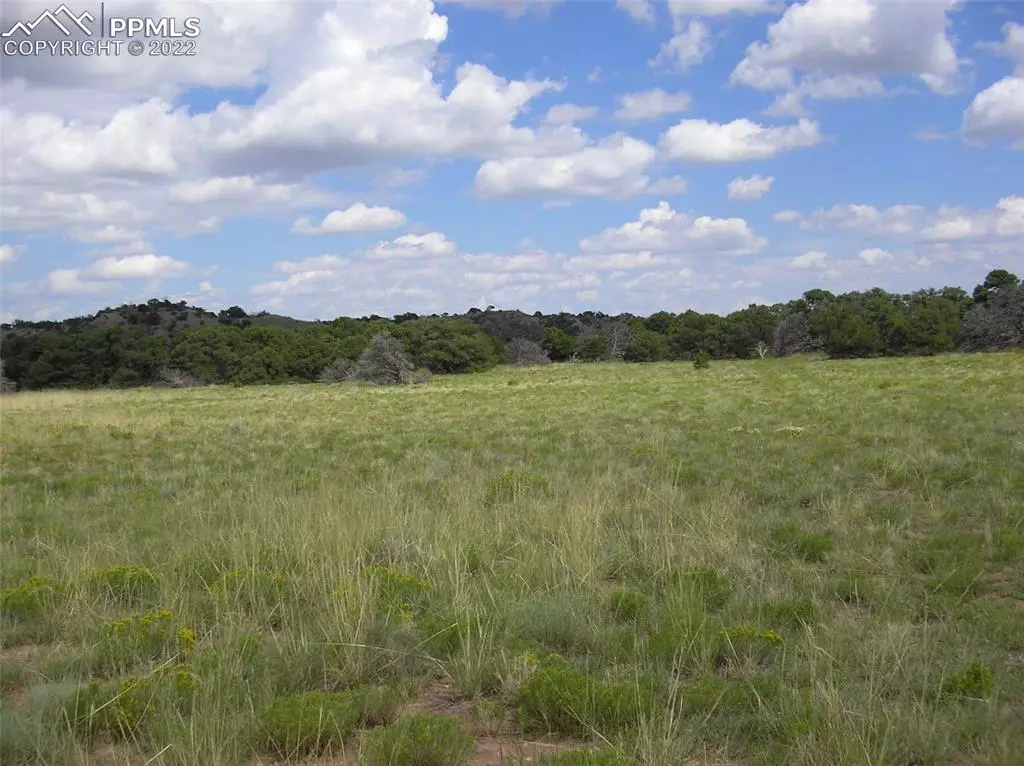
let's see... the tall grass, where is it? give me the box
[1,353,1022,765]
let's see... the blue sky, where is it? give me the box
[1,0,1022,322]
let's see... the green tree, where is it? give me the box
[541,327,576,362]
[972,269,1020,304]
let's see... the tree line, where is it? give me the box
[1,269,1020,391]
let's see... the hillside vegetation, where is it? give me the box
[1,269,1021,392]
[1,354,1022,765]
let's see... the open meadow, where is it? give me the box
[1,353,1023,766]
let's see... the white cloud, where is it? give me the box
[273,255,348,275]
[579,201,767,257]
[0,244,21,264]
[292,204,407,235]
[46,269,120,295]
[667,0,780,16]
[977,21,1024,75]
[368,232,457,260]
[789,250,828,269]
[963,24,1024,147]
[962,77,1024,148]
[85,254,189,280]
[727,175,775,201]
[252,270,338,297]
[1,0,580,248]
[617,0,654,23]
[731,0,962,110]
[614,89,692,122]
[661,117,821,162]
[858,247,893,264]
[376,168,429,188]
[544,104,599,125]
[652,20,712,72]
[474,134,658,198]
[778,197,1024,243]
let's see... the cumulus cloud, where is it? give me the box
[777,196,1024,242]
[858,248,893,264]
[963,23,1024,148]
[617,0,654,22]
[85,254,189,279]
[474,134,659,198]
[579,201,767,257]
[789,251,828,269]
[292,204,407,235]
[730,0,963,114]
[45,269,120,296]
[661,117,821,162]
[544,104,599,125]
[0,0,575,246]
[727,175,775,201]
[614,89,692,122]
[667,0,780,16]
[651,20,711,72]
[368,232,457,260]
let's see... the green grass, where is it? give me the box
[1,353,1023,765]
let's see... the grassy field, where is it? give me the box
[1,353,1022,766]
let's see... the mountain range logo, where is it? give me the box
[2,4,95,37]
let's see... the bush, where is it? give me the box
[516,663,657,737]
[693,350,711,369]
[317,357,356,383]
[0,576,67,621]
[355,332,415,385]
[88,565,160,605]
[259,687,400,758]
[359,714,476,766]
[506,338,552,366]
[940,663,994,700]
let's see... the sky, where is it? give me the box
[0,0,1022,322]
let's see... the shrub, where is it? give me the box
[88,565,159,605]
[940,663,995,700]
[516,663,657,737]
[606,589,648,624]
[506,338,552,366]
[359,714,476,766]
[97,609,195,670]
[317,357,356,383]
[0,576,67,621]
[355,332,415,385]
[362,566,432,619]
[713,626,785,668]
[259,688,398,758]
[693,350,711,369]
